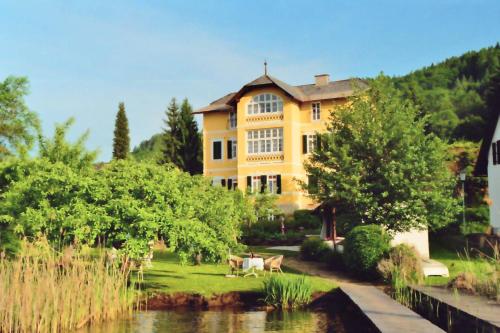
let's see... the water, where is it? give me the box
[76,309,348,333]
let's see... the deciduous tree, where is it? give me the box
[302,75,459,234]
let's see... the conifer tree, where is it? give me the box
[161,98,203,174]
[161,98,182,167]
[179,98,203,174]
[112,102,130,160]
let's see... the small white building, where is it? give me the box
[475,109,500,235]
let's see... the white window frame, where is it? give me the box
[229,111,237,129]
[251,176,261,193]
[267,175,278,194]
[306,134,317,154]
[247,93,284,115]
[312,102,321,121]
[229,138,237,160]
[247,128,283,155]
[212,139,223,160]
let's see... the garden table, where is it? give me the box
[242,258,264,278]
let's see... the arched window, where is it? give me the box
[247,93,283,115]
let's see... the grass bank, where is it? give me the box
[139,249,336,297]
[426,242,495,286]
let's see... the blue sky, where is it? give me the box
[1,0,499,161]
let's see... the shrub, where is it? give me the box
[300,237,331,261]
[377,244,423,284]
[263,275,312,308]
[343,225,391,277]
[289,209,321,231]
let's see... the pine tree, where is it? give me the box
[112,102,130,160]
[161,98,182,167]
[179,98,203,174]
[161,98,203,174]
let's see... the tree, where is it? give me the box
[302,75,459,234]
[112,102,130,160]
[161,98,203,174]
[0,76,39,158]
[38,117,98,170]
[161,98,182,167]
[178,99,203,174]
[132,133,163,162]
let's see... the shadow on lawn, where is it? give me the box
[190,272,226,277]
[142,271,186,279]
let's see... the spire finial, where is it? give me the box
[264,60,268,75]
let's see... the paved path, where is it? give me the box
[282,256,444,333]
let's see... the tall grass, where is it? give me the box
[449,243,500,302]
[0,239,136,333]
[263,275,312,308]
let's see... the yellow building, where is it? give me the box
[194,71,364,214]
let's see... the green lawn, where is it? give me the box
[138,249,336,296]
[426,242,494,286]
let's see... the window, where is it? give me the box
[268,175,278,194]
[212,140,222,160]
[247,93,283,115]
[251,176,261,193]
[229,112,237,128]
[227,139,237,159]
[227,176,238,190]
[494,141,500,165]
[247,128,283,154]
[312,102,321,121]
[494,142,498,165]
[247,175,281,194]
[302,134,317,154]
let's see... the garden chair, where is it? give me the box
[264,255,284,274]
[228,255,243,276]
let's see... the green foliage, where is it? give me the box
[0,76,39,157]
[253,191,283,222]
[377,244,423,285]
[393,44,500,141]
[161,98,202,174]
[38,117,98,170]
[461,206,490,235]
[263,275,313,308]
[0,157,251,262]
[291,209,321,230]
[132,133,164,162]
[343,225,391,277]
[303,75,459,233]
[300,237,331,262]
[112,102,130,160]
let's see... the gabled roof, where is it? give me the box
[474,109,500,176]
[194,74,367,114]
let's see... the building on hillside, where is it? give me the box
[194,70,366,214]
[474,107,500,236]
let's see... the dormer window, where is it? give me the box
[247,93,283,115]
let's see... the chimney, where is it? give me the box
[315,74,330,87]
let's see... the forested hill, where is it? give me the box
[392,43,500,142]
[132,44,500,161]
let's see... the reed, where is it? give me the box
[263,275,312,308]
[0,239,136,333]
